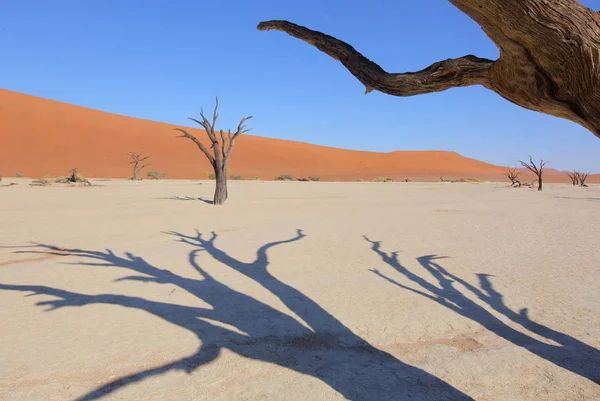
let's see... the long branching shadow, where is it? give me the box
[364,236,600,385]
[0,231,473,401]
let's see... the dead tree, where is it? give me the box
[518,156,548,191]
[576,171,590,187]
[505,167,521,187]
[257,1,600,139]
[174,98,252,205]
[54,168,91,186]
[566,171,579,186]
[128,152,151,180]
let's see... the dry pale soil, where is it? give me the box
[0,179,598,401]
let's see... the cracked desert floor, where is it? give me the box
[1,179,599,401]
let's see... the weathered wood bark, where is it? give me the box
[257,1,600,139]
[175,98,252,205]
[214,168,228,205]
[519,156,547,191]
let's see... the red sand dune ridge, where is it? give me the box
[0,89,597,183]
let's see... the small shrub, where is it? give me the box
[230,174,243,180]
[308,176,321,181]
[451,177,479,183]
[200,170,216,180]
[275,174,293,181]
[297,178,310,182]
[14,172,24,177]
[248,175,260,180]
[30,179,51,187]
[370,176,391,182]
[147,171,169,180]
[43,173,56,178]
[352,178,363,182]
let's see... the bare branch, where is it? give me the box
[174,128,215,165]
[232,116,253,141]
[225,116,253,160]
[212,96,219,132]
[257,20,494,96]
[220,129,227,165]
[257,2,600,139]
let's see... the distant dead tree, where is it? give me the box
[518,156,548,191]
[128,152,151,180]
[174,98,252,205]
[566,171,579,186]
[576,171,590,187]
[53,168,91,186]
[504,167,521,187]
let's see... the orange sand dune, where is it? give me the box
[0,89,595,182]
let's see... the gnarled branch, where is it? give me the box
[257,0,600,139]
[174,128,215,166]
[257,21,494,96]
[225,116,253,161]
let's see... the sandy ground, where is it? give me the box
[0,179,598,401]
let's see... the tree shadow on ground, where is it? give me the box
[156,196,213,204]
[364,236,600,385]
[0,231,473,401]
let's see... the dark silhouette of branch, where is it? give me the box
[363,236,600,385]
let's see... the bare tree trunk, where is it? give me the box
[214,167,228,205]
[538,175,543,192]
[257,1,600,139]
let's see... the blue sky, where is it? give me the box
[2,0,599,171]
